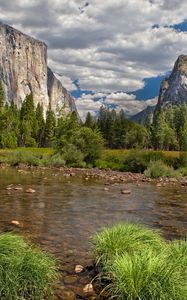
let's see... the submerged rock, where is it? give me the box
[121,189,131,195]
[25,188,36,193]
[75,265,84,274]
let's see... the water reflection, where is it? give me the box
[0,167,187,294]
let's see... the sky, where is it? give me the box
[0,0,187,119]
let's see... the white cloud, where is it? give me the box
[54,73,77,91]
[75,91,158,120]
[0,0,187,115]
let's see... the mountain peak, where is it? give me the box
[158,54,187,106]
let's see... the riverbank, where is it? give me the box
[1,163,187,187]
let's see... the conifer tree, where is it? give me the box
[35,103,45,147]
[43,106,56,147]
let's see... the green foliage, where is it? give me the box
[56,116,104,166]
[41,153,65,167]
[125,124,148,149]
[144,160,176,178]
[71,127,104,165]
[62,144,85,167]
[7,149,41,166]
[43,107,56,147]
[92,223,164,268]
[20,94,37,147]
[35,103,45,147]
[0,80,5,110]
[92,223,187,300]
[0,233,58,299]
[106,248,187,300]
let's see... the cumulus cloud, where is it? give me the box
[0,0,187,115]
[76,91,158,120]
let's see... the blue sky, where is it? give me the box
[0,0,187,118]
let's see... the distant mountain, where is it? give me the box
[130,105,155,125]
[158,54,187,107]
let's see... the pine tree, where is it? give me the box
[152,107,166,150]
[19,94,37,146]
[44,106,56,147]
[35,103,45,147]
[84,112,95,128]
[0,80,5,111]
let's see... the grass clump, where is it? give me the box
[0,233,58,299]
[92,223,164,267]
[144,160,176,178]
[106,248,187,300]
[92,223,187,300]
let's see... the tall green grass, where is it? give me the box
[0,233,58,299]
[92,223,187,300]
[92,223,164,268]
[106,248,187,300]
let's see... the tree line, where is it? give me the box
[84,104,187,151]
[0,78,187,151]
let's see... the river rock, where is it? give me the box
[104,187,109,191]
[83,283,94,294]
[75,265,84,273]
[25,188,36,193]
[14,186,23,191]
[121,189,131,195]
[11,220,21,227]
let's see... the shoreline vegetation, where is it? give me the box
[92,223,187,300]
[0,148,187,185]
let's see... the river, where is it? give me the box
[0,167,187,299]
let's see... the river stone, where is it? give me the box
[25,188,36,193]
[75,265,84,273]
[121,189,131,195]
[83,283,94,294]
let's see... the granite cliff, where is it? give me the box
[158,55,187,107]
[0,22,77,116]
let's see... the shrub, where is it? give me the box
[41,153,65,167]
[63,144,86,167]
[106,248,187,300]
[144,160,176,178]
[121,151,148,173]
[71,127,104,166]
[178,167,187,176]
[92,223,164,268]
[8,150,41,166]
[0,233,58,299]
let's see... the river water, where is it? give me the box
[0,167,187,299]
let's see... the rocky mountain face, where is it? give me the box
[132,55,187,124]
[130,105,155,125]
[0,22,77,116]
[158,55,187,107]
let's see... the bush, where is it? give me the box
[41,153,65,167]
[8,150,41,166]
[71,127,104,166]
[144,160,176,178]
[106,248,187,300]
[92,223,164,268]
[0,233,58,299]
[63,144,86,167]
[121,151,147,173]
[178,167,187,176]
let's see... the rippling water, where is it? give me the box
[0,167,187,298]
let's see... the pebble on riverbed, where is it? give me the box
[121,189,131,195]
[25,188,36,193]
[83,283,94,294]
[75,265,84,273]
